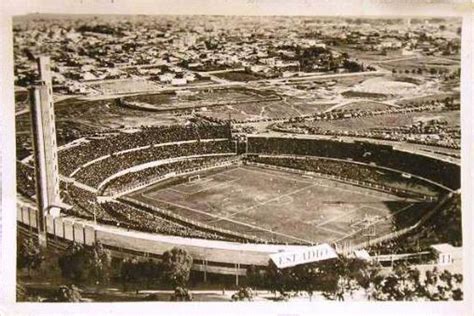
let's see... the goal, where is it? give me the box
[188,174,201,183]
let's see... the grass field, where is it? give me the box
[336,101,393,112]
[125,87,275,109]
[301,110,460,132]
[379,56,459,70]
[89,79,159,94]
[128,165,428,245]
[198,98,320,121]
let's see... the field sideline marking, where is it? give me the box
[167,176,240,196]
[208,181,318,223]
[134,165,415,244]
[137,166,241,196]
[364,205,393,214]
[317,225,348,237]
[142,194,315,244]
[311,206,363,228]
[181,177,214,187]
[241,166,404,201]
[334,203,415,243]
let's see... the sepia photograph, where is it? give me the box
[0,0,473,315]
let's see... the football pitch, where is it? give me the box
[128,165,426,245]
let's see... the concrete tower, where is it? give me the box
[29,56,61,244]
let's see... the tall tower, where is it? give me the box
[29,56,61,245]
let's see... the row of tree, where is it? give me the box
[18,238,463,302]
[17,239,194,302]
[246,256,463,301]
[119,247,193,292]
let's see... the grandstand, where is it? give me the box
[16,125,461,273]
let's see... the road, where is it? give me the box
[61,69,389,103]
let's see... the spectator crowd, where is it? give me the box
[247,137,460,190]
[74,140,235,188]
[59,124,231,176]
[104,156,236,194]
[246,156,440,198]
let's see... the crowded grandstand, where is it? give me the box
[16,122,461,251]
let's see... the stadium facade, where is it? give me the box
[18,57,461,283]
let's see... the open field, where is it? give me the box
[123,87,279,111]
[15,96,185,159]
[300,110,460,132]
[351,77,420,96]
[378,56,459,71]
[17,97,183,132]
[395,93,459,107]
[88,78,160,94]
[128,165,429,245]
[335,101,393,112]
[198,98,326,121]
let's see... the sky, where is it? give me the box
[2,0,469,17]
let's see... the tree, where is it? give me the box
[119,256,143,292]
[90,242,112,286]
[118,256,162,291]
[17,238,44,277]
[293,262,325,301]
[16,282,42,302]
[380,261,422,301]
[231,287,254,301]
[359,265,385,301]
[161,247,193,288]
[246,265,264,290]
[331,256,369,300]
[264,260,297,296]
[58,243,91,282]
[421,267,463,301]
[141,258,162,289]
[170,286,193,301]
[54,285,83,302]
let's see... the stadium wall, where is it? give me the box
[17,203,308,275]
[16,135,460,275]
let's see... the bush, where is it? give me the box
[170,286,193,301]
[231,287,254,301]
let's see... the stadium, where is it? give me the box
[11,13,464,303]
[17,121,461,280]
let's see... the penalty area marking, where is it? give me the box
[181,177,214,187]
[166,176,240,196]
[333,203,415,243]
[206,166,404,224]
[240,166,402,202]
[317,225,349,237]
[143,195,314,244]
[309,206,364,228]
